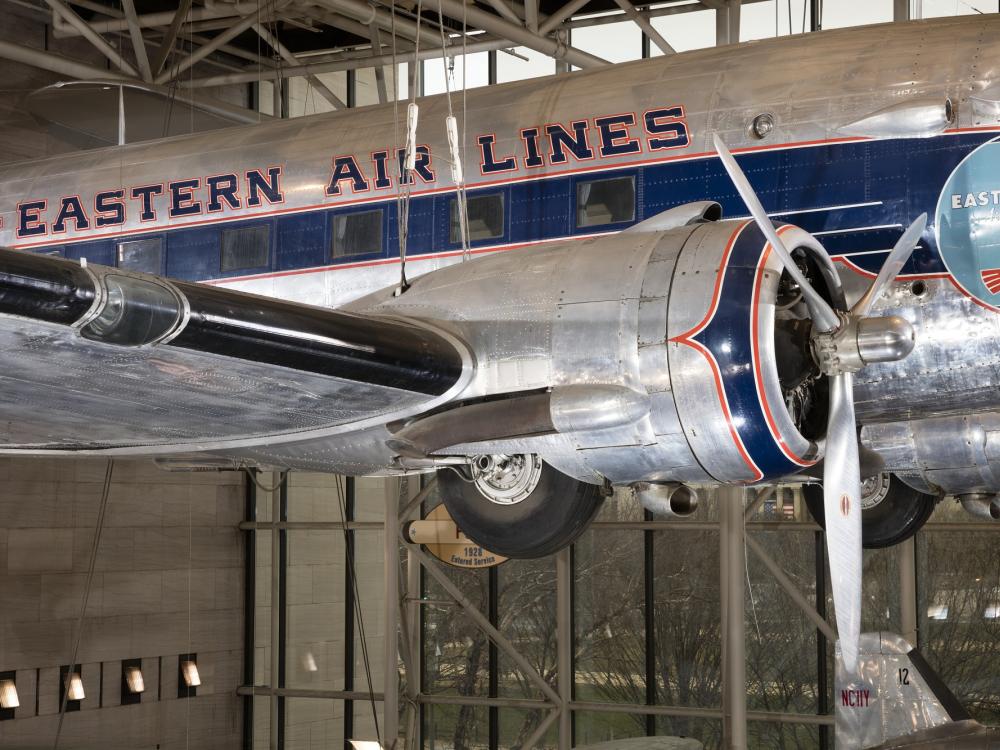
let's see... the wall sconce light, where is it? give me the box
[0,680,18,709]
[121,659,144,706]
[60,665,84,709]
[178,654,200,698]
[301,652,318,673]
[67,674,85,702]
[0,672,17,720]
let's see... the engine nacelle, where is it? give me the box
[366,215,845,486]
[864,412,1000,499]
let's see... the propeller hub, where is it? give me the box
[856,315,915,364]
[812,314,915,376]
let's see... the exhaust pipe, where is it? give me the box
[635,482,699,518]
[959,493,1000,521]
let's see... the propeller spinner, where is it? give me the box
[713,134,924,672]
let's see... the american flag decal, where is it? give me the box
[982,268,1000,294]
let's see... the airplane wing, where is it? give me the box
[0,248,470,456]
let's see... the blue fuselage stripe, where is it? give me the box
[30,132,994,283]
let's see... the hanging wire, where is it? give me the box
[335,475,382,747]
[391,1,422,295]
[436,0,472,261]
[743,496,763,642]
[53,460,115,750]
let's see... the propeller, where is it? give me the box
[713,134,925,672]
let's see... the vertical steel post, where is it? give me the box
[406,536,421,750]
[278,478,288,747]
[898,536,918,646]
[644,511,656,736]
[810,0,821,31]
[488,567,499,750]
[343,478,356,745]
[242,472,256,750]
[715,0,742,45]
[815,531,830,750]
[554,28,572,74]
[720,486,747,749]
[270,473,281,750]
[385,486,401,747]
[556,546,572,750]
[893,0,910,21]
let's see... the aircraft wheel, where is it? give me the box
[804,472,938,549]
[438,454,605,558]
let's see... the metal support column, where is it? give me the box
[644,512,656,736]
[554,28,572,75]
[344,477,357,745]
[270,474,281,750]
[898,536,918,646]
[402,549,421,750]
[715,0,741,46]
[556,546,572,750]
[720,487,747,750]
[242,473,257,750]
[385,487,401,748]
[816,531,831,750]
[810,0,821,31]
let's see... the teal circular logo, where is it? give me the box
[936,138,1000,310]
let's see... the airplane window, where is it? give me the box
[331,209,383,258]
[451,193,504,243]
[117,238,163,275]
[576,176,635,227]
[221,224,270,272]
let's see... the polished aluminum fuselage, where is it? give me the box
[2,16,1000,489]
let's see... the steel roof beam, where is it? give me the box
[253,22,347,109]
[41,0,140,77]
[179,35,522,88]
[0,37,130,80]
[155,2,292,85]
[52,1,270,36]
[611,0,676,54]
[431,0,608,67]
[313,0,443,48]
[484,0,523,24]
[368,21,389,103]
[524,0,538,31]
[151,0,193,76]
[558,0,765,31]
[49,0,268,69]
[538,0,591,35]
[0,39,266,123]
[121,0,153,80]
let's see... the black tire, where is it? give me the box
[438,456,605,559]
[804,473,937,549]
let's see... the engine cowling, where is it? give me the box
[660,218,843,483]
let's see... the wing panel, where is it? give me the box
[0,249,471,455]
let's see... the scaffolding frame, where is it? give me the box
[241,475,915,750]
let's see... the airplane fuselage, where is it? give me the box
[3,15,1000,490]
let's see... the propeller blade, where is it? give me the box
[851,213,928,317]
[713,134,841,332]
[823,371,863,673]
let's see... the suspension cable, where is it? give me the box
[53,460,115,750]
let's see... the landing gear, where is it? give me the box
[804,472,938,549]
[438,454,605,558]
